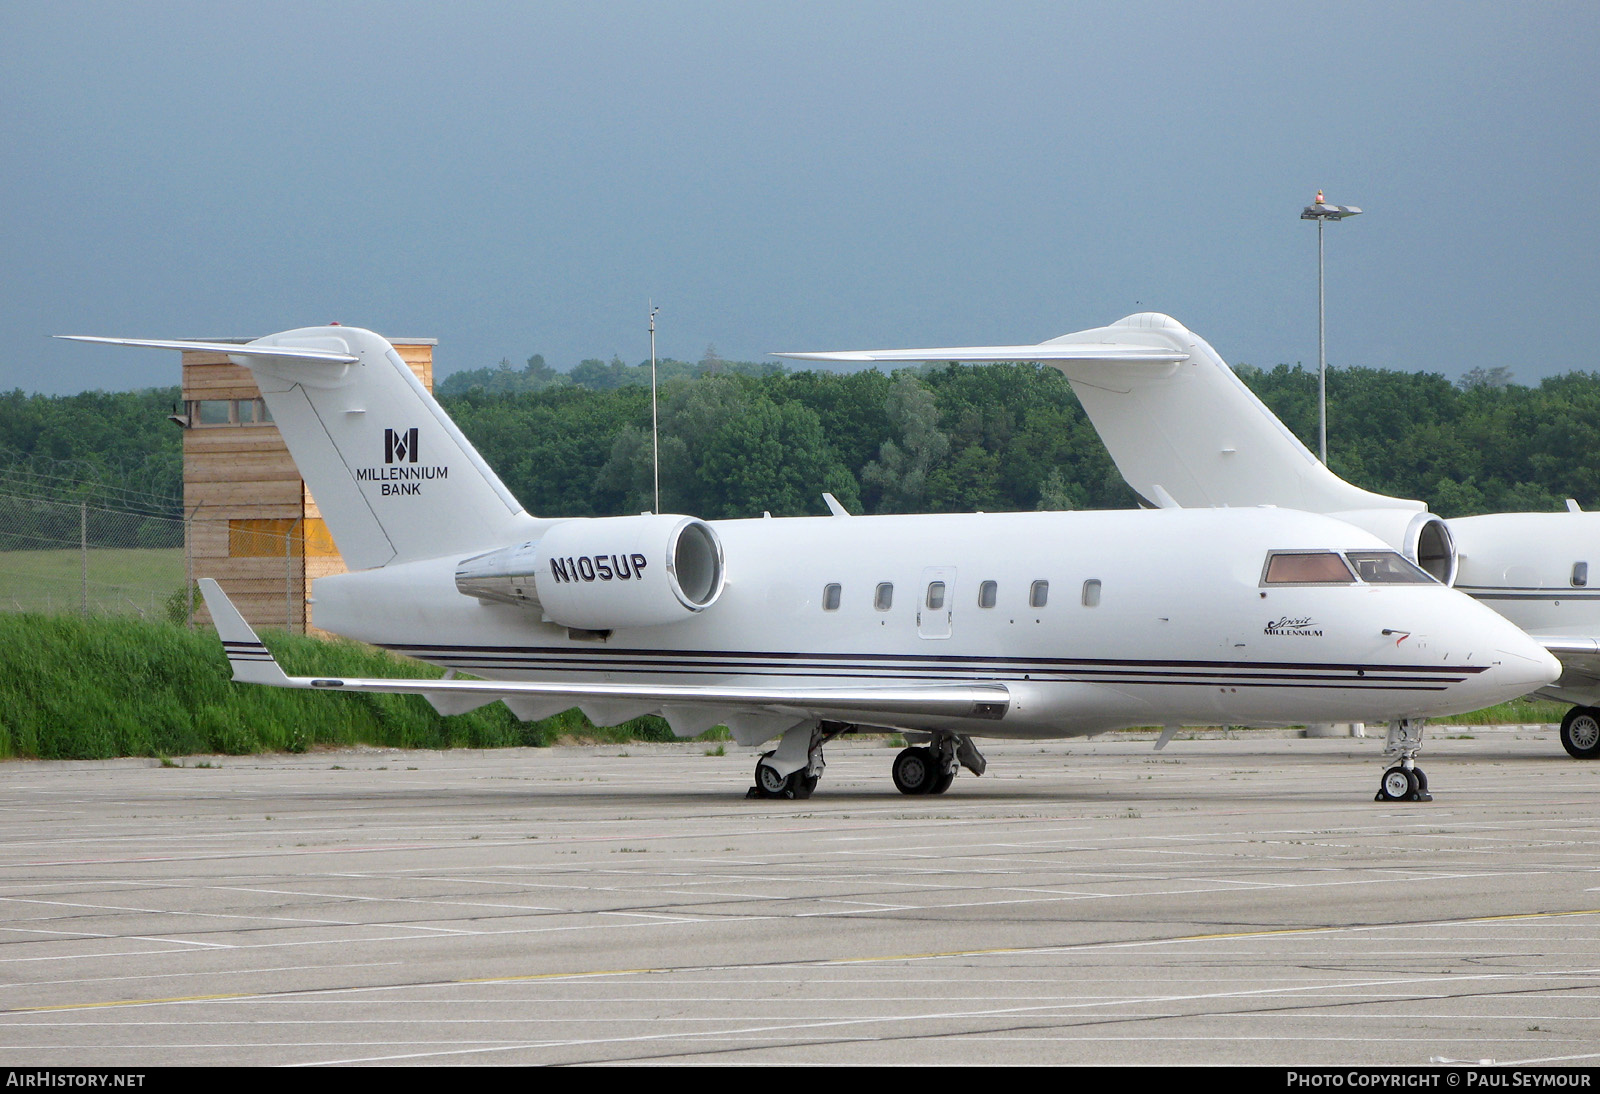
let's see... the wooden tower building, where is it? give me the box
[179,336,437,633]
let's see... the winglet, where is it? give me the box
[197,579,292,686]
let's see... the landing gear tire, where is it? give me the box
[1560,707,1600,759]
[754,755,791,797]
[1378,765,1417,802]
[929,769,955,795]
[892,747,938,795]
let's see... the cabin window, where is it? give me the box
[926,582,946,611]
[1574,562,1589,588]
[978,580,997,608]
[1029,580,1049,608]
[822,583,842,611]
[1082,579,1102,607]
[875,582,894,611]
[1262,552,1356,585]
[1345,551,1434,584]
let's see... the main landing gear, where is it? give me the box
[1559,706,1600,759]
[1375,717,1432,802]
[748,721,850,799]
[747,725,989,798]
[892,735,986,796]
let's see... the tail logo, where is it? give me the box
[385,427,419,464]
[359,428,448,495]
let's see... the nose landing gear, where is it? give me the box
[1375,718,1432,802]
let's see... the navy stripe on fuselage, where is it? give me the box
[1462,587,1600,602]
[374,642,1476,692]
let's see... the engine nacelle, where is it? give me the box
[1330,508,1458,585]
[454,514,726,629]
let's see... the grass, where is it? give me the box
[0,612,724,761]
[0,611,1568,763]
[0,548,184,617]
[1431,697,1567,724]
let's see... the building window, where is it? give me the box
[195,400,232,426]
[228,518,339,558]
[190,398,270,426]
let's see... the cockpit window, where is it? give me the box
[1345,551,1436,584]
[1262,552,1356,585]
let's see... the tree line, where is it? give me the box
[3,359,1599,524]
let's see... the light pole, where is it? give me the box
[649,303,661,514]
[1301,190,1362,464]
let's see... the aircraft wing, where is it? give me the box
[1532,636,1600,705]
[199,580,1009,742]
[772,344,1189,365]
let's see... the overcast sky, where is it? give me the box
[4,1,1596,395]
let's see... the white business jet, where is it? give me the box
[778,312,1600,762]
[65,326,1557,800]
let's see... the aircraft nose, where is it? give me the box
[1485,634,1561,700]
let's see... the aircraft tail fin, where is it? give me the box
[63,327,539,569]
[1041,313,1418,515]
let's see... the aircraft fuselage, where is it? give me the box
[312,506,1553,743]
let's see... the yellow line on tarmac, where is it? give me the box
[17,908,1600,1013]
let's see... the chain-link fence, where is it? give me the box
[0,490,307,630]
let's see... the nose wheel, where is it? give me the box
[1377,763,1430,802]
[1375,718,1433,802]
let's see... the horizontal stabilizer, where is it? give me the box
[56,335,357,364]
[64,325,538,570]
[773,344,1189,365]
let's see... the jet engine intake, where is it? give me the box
[455,514,726,628]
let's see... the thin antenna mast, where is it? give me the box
[649,303,661,514]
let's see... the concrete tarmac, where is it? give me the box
[0,728,1596,1067]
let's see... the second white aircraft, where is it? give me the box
[779,312,1600,761]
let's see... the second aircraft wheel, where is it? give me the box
[1561,707,1600,759]
[928,769,955,795]
[892,746,937,795]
